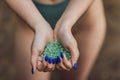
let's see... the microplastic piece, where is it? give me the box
[40,40,71,61]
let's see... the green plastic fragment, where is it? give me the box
[40,40,71,60]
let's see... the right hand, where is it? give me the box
[30,23,54,74]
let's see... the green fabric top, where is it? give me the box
[32,0,69,29]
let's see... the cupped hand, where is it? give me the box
[30,24,55,74]
[54,25,79,71]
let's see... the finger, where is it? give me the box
[47,58,53,71]
[43,56,53,72]
[46,58,54,72]
[60,52,72,69]
[37,56,48,72]
[56,65,62,70]
[51,58,56,71]
[57,56,70,71]
[51,64,55,71]
[37,56,44,71]
[46,64,54,72]
[37,61,44,71]
[43,57,48,70]
[31,48,40,74]
[69,46,79,71]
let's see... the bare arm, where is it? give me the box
[5,0,55,72]
[5,0,49,31]
[54,0,95,70]
[56,0,94,29]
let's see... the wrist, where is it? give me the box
[34,22,51,33]
[54,22,71,36]
[55,20,72,32]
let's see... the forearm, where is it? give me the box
[5,0,49,31]
[57,0,94,29]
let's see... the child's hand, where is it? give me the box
[30,24,55,73]
[54,26,79,71]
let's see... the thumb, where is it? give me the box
[31,48,44,74]
[69,46,79,71]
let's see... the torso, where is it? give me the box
[17,0,65,31]
[36,0,64,5]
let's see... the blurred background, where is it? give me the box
[0,0,120,80]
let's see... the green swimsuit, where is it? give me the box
[32,0,70,29]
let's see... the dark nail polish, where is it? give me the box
[60,52,64,58]
[52,58,55,64]
[73,63,77,71]
[55,58,57,64]
[57,56,61,63]
[45,55,48,61]
[31,67,34,75]
[48,57,52,64]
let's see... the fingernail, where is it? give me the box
[52,58,55,64]
[31,67,34,75]
[48,57,52,64]
[60,52,64,58]
[45,55,48,62]
[73,63,77,71]
[57,56,61,64]
[55,58,57,64]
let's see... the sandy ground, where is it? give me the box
[0,0,120,80]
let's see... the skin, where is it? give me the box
[5,0,106,80]
[63,0,106,80]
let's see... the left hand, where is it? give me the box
[54,24,79,71]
